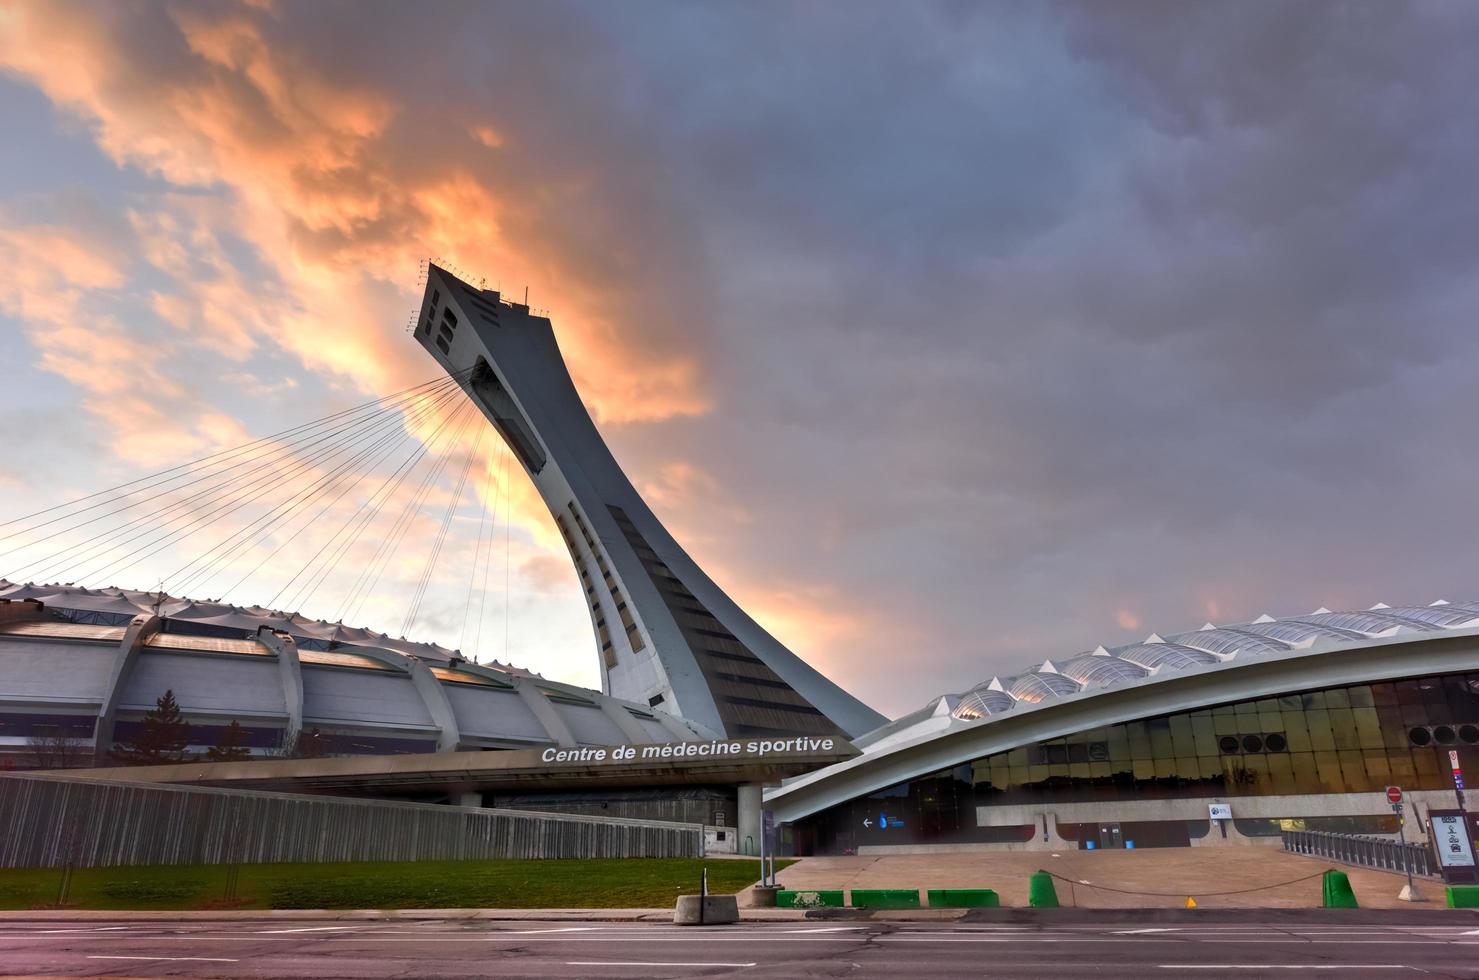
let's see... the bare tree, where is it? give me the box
[27,728,90,770]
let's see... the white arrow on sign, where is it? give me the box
[862,818,873,828]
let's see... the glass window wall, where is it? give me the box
[793,671,1479,854]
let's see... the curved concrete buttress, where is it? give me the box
[92,614,162,763]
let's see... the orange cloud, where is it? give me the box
[0,0,726,684]
[640,461,752,526]
[0,0,714,426]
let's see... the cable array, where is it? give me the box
[0,369,516,661]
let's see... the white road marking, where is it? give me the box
[894,929,1034,935]
[1158,967,1410,972]
[15,933,1476,946]
[88,955,239,962]
[567,962,756,968]
[501,926,604,934]
[256,925,361,934]
[37,926,132,933]
[1115,928,1179,935]
[779,926,865,933]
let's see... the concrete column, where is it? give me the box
[512,676,577,747]
[737,782,764,857]
[93,614,161,764]
[454,791,483,808]
[256,629,303,748]
[595,692,654,744]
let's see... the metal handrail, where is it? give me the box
[1281,828,1436,878]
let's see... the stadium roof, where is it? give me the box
[771,595,1479,821]
[947,599,1479,725]
[0,580,536,676]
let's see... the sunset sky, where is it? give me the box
[2,1,1478,717]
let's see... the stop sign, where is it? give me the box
[1386,785,1403,804]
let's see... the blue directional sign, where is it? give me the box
[865,812,907,830]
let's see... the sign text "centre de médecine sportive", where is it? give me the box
[541,736,837,765]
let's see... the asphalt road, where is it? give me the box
[2,917,1478,979]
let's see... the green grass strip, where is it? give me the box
[0,858,791,911]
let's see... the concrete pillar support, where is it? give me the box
[255,629,303,748]
[738,782,764,857]
[512,676,577,747]
[93,614,162,763]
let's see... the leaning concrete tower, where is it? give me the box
[413,264,884,739]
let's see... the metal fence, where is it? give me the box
[1282,828,1436,878]
[0,773,703,869]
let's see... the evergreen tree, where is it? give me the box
[109,689,193,765]
[206,720,252,762]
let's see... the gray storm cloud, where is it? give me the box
[2,0,1477,714]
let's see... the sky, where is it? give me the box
[2,1,1478,718]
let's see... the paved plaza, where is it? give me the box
[774,848,1442,909]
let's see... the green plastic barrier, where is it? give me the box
[1028,871,1059,908]
[851,888,921,909]
[776,889,846,909]
[1322,870,1358,909]
[927,888,1000,908]
[1447,886,1479,909]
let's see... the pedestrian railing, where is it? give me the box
[1282,829,1436,878]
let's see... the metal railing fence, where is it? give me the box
[0,772,704,869]
[1282,829,1436,878]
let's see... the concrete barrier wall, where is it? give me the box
[488,787,736,827]
[0,773,702,869]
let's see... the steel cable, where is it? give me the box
[402,423,481,636]
[1042,868,1328,899]
[0,371,469,546]
[208,382,468,603]
[457,429,491,656]
[282,399,478,615]
[335,402,481,623]
[168,379,467,596]
[34,384,452,587]
[4,373,468,582]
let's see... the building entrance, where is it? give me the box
[1090,823,1125,849]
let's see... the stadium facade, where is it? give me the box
[0,581,713,764]
[3,263,1475,855]
[770,602,1479,852]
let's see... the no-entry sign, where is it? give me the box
[1386,785,1403,804]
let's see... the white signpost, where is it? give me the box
[1385,786,1418,901]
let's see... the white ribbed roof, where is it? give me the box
[951,598,1479,722]
[0,580,538,678]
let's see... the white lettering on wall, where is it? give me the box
[548,736,837,768]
